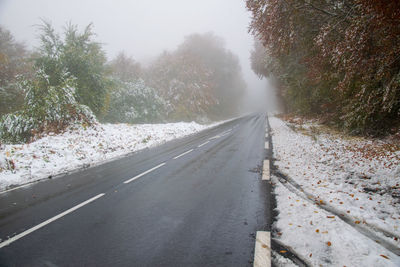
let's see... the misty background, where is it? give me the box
[0,0,277,113]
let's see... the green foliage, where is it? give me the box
[0,26,33,116]
[104,78,166,124]
[34,21,110,117]
[0,69,96,143]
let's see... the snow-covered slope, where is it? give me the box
[270,116,400,266]
[0,121,220,191]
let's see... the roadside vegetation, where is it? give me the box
[246,0,400,136]
[0,22,245,144]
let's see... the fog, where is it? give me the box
[0,0,277,113]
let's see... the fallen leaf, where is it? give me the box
[280,250,287,253]
[316,229,319,233]
[355,221,361,224]
[327,241,332,246]
[327,216,335,219]
[380,255,389,259]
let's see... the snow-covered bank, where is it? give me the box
[270,116,400,266]
[0,121,221,191]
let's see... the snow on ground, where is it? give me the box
[270,116,400,266]
[272,250,298,267]
[0,121,221,191]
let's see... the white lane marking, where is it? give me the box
[262,160,270,181]
[209,129,232,140]
[221,129,232,135]
[173,149,194,160]
[0,193,105,249]
[220,132,229,137]
[0,183,33,195]
[223,128,232,134]
[265,142,269,150]
[124,163,166,184]
[198,141,210,148]
[209,135,220,140]
[253,231,271,267]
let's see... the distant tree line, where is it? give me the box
[0,22,245,143]
[247,0,400,136]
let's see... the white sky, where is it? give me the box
[0,0,275,111]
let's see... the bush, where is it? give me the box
[104,78,167,124]
[0,69,96,143]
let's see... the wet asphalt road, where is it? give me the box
[0,113,270,266]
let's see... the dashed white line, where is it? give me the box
[124,163,166,184]
[223,128,232,134]
[262,160,270,180]
[265,142,269,150]
[253,231,271,267]
[198,141,210,148]
[220,132,229,137]
[173,149,194,160]
[209,135,220,140]
[209,129,232,140]
[221,129,232,135]
[0,193,105,249]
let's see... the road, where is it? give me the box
[0,113,271,266]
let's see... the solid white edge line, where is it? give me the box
[0,183,32,194]
[124,163,166,184]
[173,149,194,160]
[253,231,271,267]
[262,160,270,181]
[0,193,105,249]
[198,141,210,148]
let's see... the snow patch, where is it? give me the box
[270,116,400,266]
[0,121,222,191]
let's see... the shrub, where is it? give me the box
[104,78,167,124]
[0,68,96,143]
